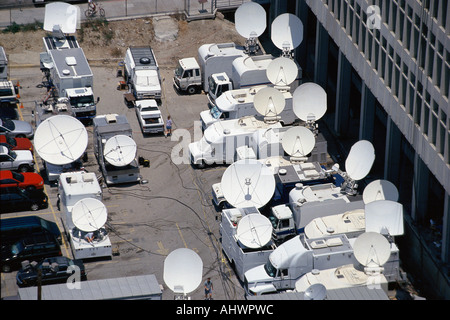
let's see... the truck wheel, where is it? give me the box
[18,165,31,173]
[187,86,197,95]
[195,160,206,169]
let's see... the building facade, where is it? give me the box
[266,0,449,298]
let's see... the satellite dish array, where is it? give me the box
[163,248,203,299]
[43,2,80,39]
[34,115,88,166]
[332,140,376,196]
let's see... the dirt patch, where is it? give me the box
[0,14,244,69]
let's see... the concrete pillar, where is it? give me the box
[359,82,375,141]
[411,153,430,223]
[441,193,450,263]
[384,116,402,185]
[314,21,329,88]
[334,51,351,136]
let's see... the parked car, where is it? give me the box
[0,187,48,213]
[135,99,164,134]
[0,118,34,139]
[0,135,34,152]
[1,233,61,272]
[0,104,19,120]
[1,216,62,247]
[16,256,86,287]
[0,170,44,191]
[0,146,34,172]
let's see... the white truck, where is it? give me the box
[124,47,162,101]
[207,55,302,106]
[0,146,35,173]
[188,116,282,168]
[93,114,140,185]
[220,207,276,282]
[173,42,247,95]
[269,183,365,243]
[58,171,112,260]
[243,233,401,296]
[200,85,296,130]
[0,80,19,108]
[40,35,98,122]
[134,99,164,134]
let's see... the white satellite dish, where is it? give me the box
[345,140,375,181]
[163,248,203,295]
[281,126,315,158]
[292,82,327,123]
[103,135,137,167]
[266,57,298,87]
[253,87,286,119]
[271,13,303,56]
[303,283,327,300]
[363,179,399,204]
[353,232,391,269]
[44,2,80,34]
[34,115,88,165]
[365,200,404,236]
[236,214,272,249]
[221,159,276,209]
[71,198,107,232]
[235,2,266,39]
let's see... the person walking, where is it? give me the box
[165,115,172,137]
[204,277,213,300]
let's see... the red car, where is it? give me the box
[0,170,44,191]
[0,135,34,153]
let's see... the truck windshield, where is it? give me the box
[174,64,183,77]
[268,214,279,229]
[208,75,217,96]
[210,106,222,120]
[70,95,94,107]
[263,260,277,277]
[0,88,14,97]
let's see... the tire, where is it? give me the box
[85,8,94,18]
[26,186,36,192]
[2,264,11,273]
[18,165,31,173]
[99,8,105,17]
[30,203,39,211]
[195,160,206,169]
[187,86,197,95]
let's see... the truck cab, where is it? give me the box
[173,57,202,94]
[65,87,97,121]
[207,72,233,106]
[0,80,19,107]
[269,204,296,242]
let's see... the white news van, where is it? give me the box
[58,171,112,260]
[200,85,296,130]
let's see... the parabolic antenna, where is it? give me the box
[103,135,137,167]
[44,2,80,34]
[236,214,272,249]
[293,82,327,122]
[71,198,107,232]
[34,115,88,165]
[282,126,315,158]
[266,57,298,87]
[303,283,327,300]
[235,2,266,39]
[221,159,276,209]
[353,232,391,268]
[345,140,375,181]
[363,179,399,204]
[163,248,203,295]
[271,13,304,52]
[365,200,404,236]
[253,87,286,118]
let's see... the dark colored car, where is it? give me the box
[1,233,61,272]
[1,216,62,247]
[0,187,48,213]
[16,256,86,287]
[0,170,44,191]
